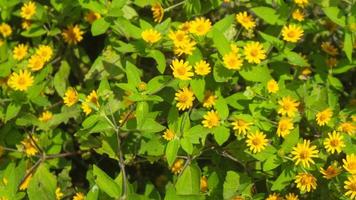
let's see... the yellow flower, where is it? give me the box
[137,82,147,91]
[231,118,251,136]
[235,12,256,30]
[56,187,64,200]
[277,96,300,117]
[285,193,299,200]
[291,139,318,168]
[266,193,283,200]
[223,51,243,70]
[62,25,84,45]
[73,192,85,200]
[316,108,333,126]
[292,9,305,22]
[194,60,211,76]
[281,24,304,43]
[326,57,338,68]
[151,4,164,23]
[343,154,356,174]
[0,23,12,37]
[171,159,184,174]
[246,131,268,153]
[19,174,32,190]
[320,164,341,179]
[35,45,53,62]
[200,176,208,192]
[28,54,45,71]
[20,1,36,20]
[344,175,356,200]
[7,70,34,91]
[179,21,191,32]
[141,29,161,44]
[173,40,196,56]
[63,87,78,107]
[39,111,53,122]
[163,129,175,141]
[324,131,345,154]
[169,30,189,47]
[294,0,309,7]
[267,79,279,94]
[170,59,194,80]
[202,91,217,109]
[81,90,100,115]
[243,42,266,64]
[85,11,101,24]
[321,41,338,56]
[189,17,211,36]
[13,44,28,61]
[21,20,32,30]
[338,122,355,135]
[202,110,220,129]
[295,172,317,193]
[277,118,294,137]
[21,137,38,156]
[175,87,195,111]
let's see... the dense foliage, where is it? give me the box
[0,0,355,199]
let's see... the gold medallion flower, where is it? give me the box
[223,51,243,70]
[292,9,305,22]
[235,12,256,30]
[63,87,78,107]
[344,175,356,200]
[246,131,268,153]
[281,24,304,43]
[19,174,32,190]
[285,193,299,200]
[320,163,341,179]
[22,20,32,30]
[7,70,34,91]
[175,87,195,111]
[338,122,355,135]
[316,108,333,126]
[278,96,300,117]
[291,139,318,168]
[162,129,175,141]
[20,1,36,20]
[295,172,317,192]
[28,54,45,71]
[321,41,338,56]
[324,131,345,154]
[267,79,279,94]
[151,4,164,23]
[21,137,38,156]
[194,60,211,76]
[189,17,211,36]
[39,111,53,122]
[169,30,189,47]
[171,159,184,174]
[0,23,12,37]
[81,90,100,115]
[35,45,53,62]
[141,29,161,44]
[343,154,356,174]
[13,44,28,61]
[202,91,217,109]
[231,118,251,136]
[243,42,266,64]
[173,40,196,56]
[266,193,283,200]
[170,59,194,80]
[85,11,101,24]
[294,0,309,7]
[73,192,85,200]
[277,118,294,137]
[202,110,220,129]
[62,25,84,45]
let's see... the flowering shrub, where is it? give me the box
[0,0,356,199]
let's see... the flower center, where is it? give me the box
[252,138,261,146]
[299,150,309,159]
[17,77,26,86]
[350,182,356,191]
[177,67,187,76]
[287,31,296,38]
[329,139,339,147]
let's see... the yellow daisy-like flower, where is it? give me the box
[19,174,32,190]
[326,57,338,68]
[202,110,220,129]
[171,159,185,174]
[0,23,12,37]
[21,20,32,30]
[21,137,38,156]
[295,172,317,193]
[243,42,266,64]
[168,30,189,47]
[281,24,304,43]
[162,129,175,141]
[202,91,217,109]
[85,11,101,24]
[151,4,164,23]
[179,21,191,32]
[189,17,211,36]
[316,108,333,126]
[294,0,309,7]
[39,111,53,122]
[320,164,341,179]
[267,79,279,94]
[338,122,355,135]
[321,41,338,56]
[35,45,53,62]
[343,154,356,174]
[278,96,300,117]
[324,131,345,154]
[194,60,211,76]
[20,1,36,20]
[82,90,100,115]
[223,51,243,70]
[73,192,85,200]
[7,70,34,91]
[246,131,268,153]
[277,118,294,138]
[231,118,251,136]
[285,193,299,200]
[141,29,161,44]
[63,87,78,107]
[62,25,84,45]
[235,12,256,30]
[13,44,28,61]
[56,187,64,200]
[344,175,356,200]
[173,40,196,56]
[175,87,195,111]
[266,193,283,200]
[170,59,194,80]
[291,139,318,168]
[200,176,208,192]
[28,54,45,71]
[292,9,305,22]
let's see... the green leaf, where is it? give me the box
[283,50,309,66]
[212,29,231,55]
[147,50,166,74]
[239,64,272,82]
[343,32,353,62]
[328,75,343,91]
[281,126,299,153]
[93,165,121,198]
[190,78,205,102]
[215,94,229,120]
[211,14,234,33]
[5,103,21,122]
[322,7,346,27]
[263,155,281,171]
[259,31,283,51]
[213,62,234,82]
[251,7,283,25]
[86,185,99,200]
[180,138,193,155]
[271,166,295,191]
[223,171,240,199]
[175,164,201,195]
[212,126,230,145]
[91,18,111,36]
[166,139,180,166]
[21,25,47,37]
[28,164,56,200]
[126,61,141,87]
[139,118,166,133]
[53,61,70,97]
